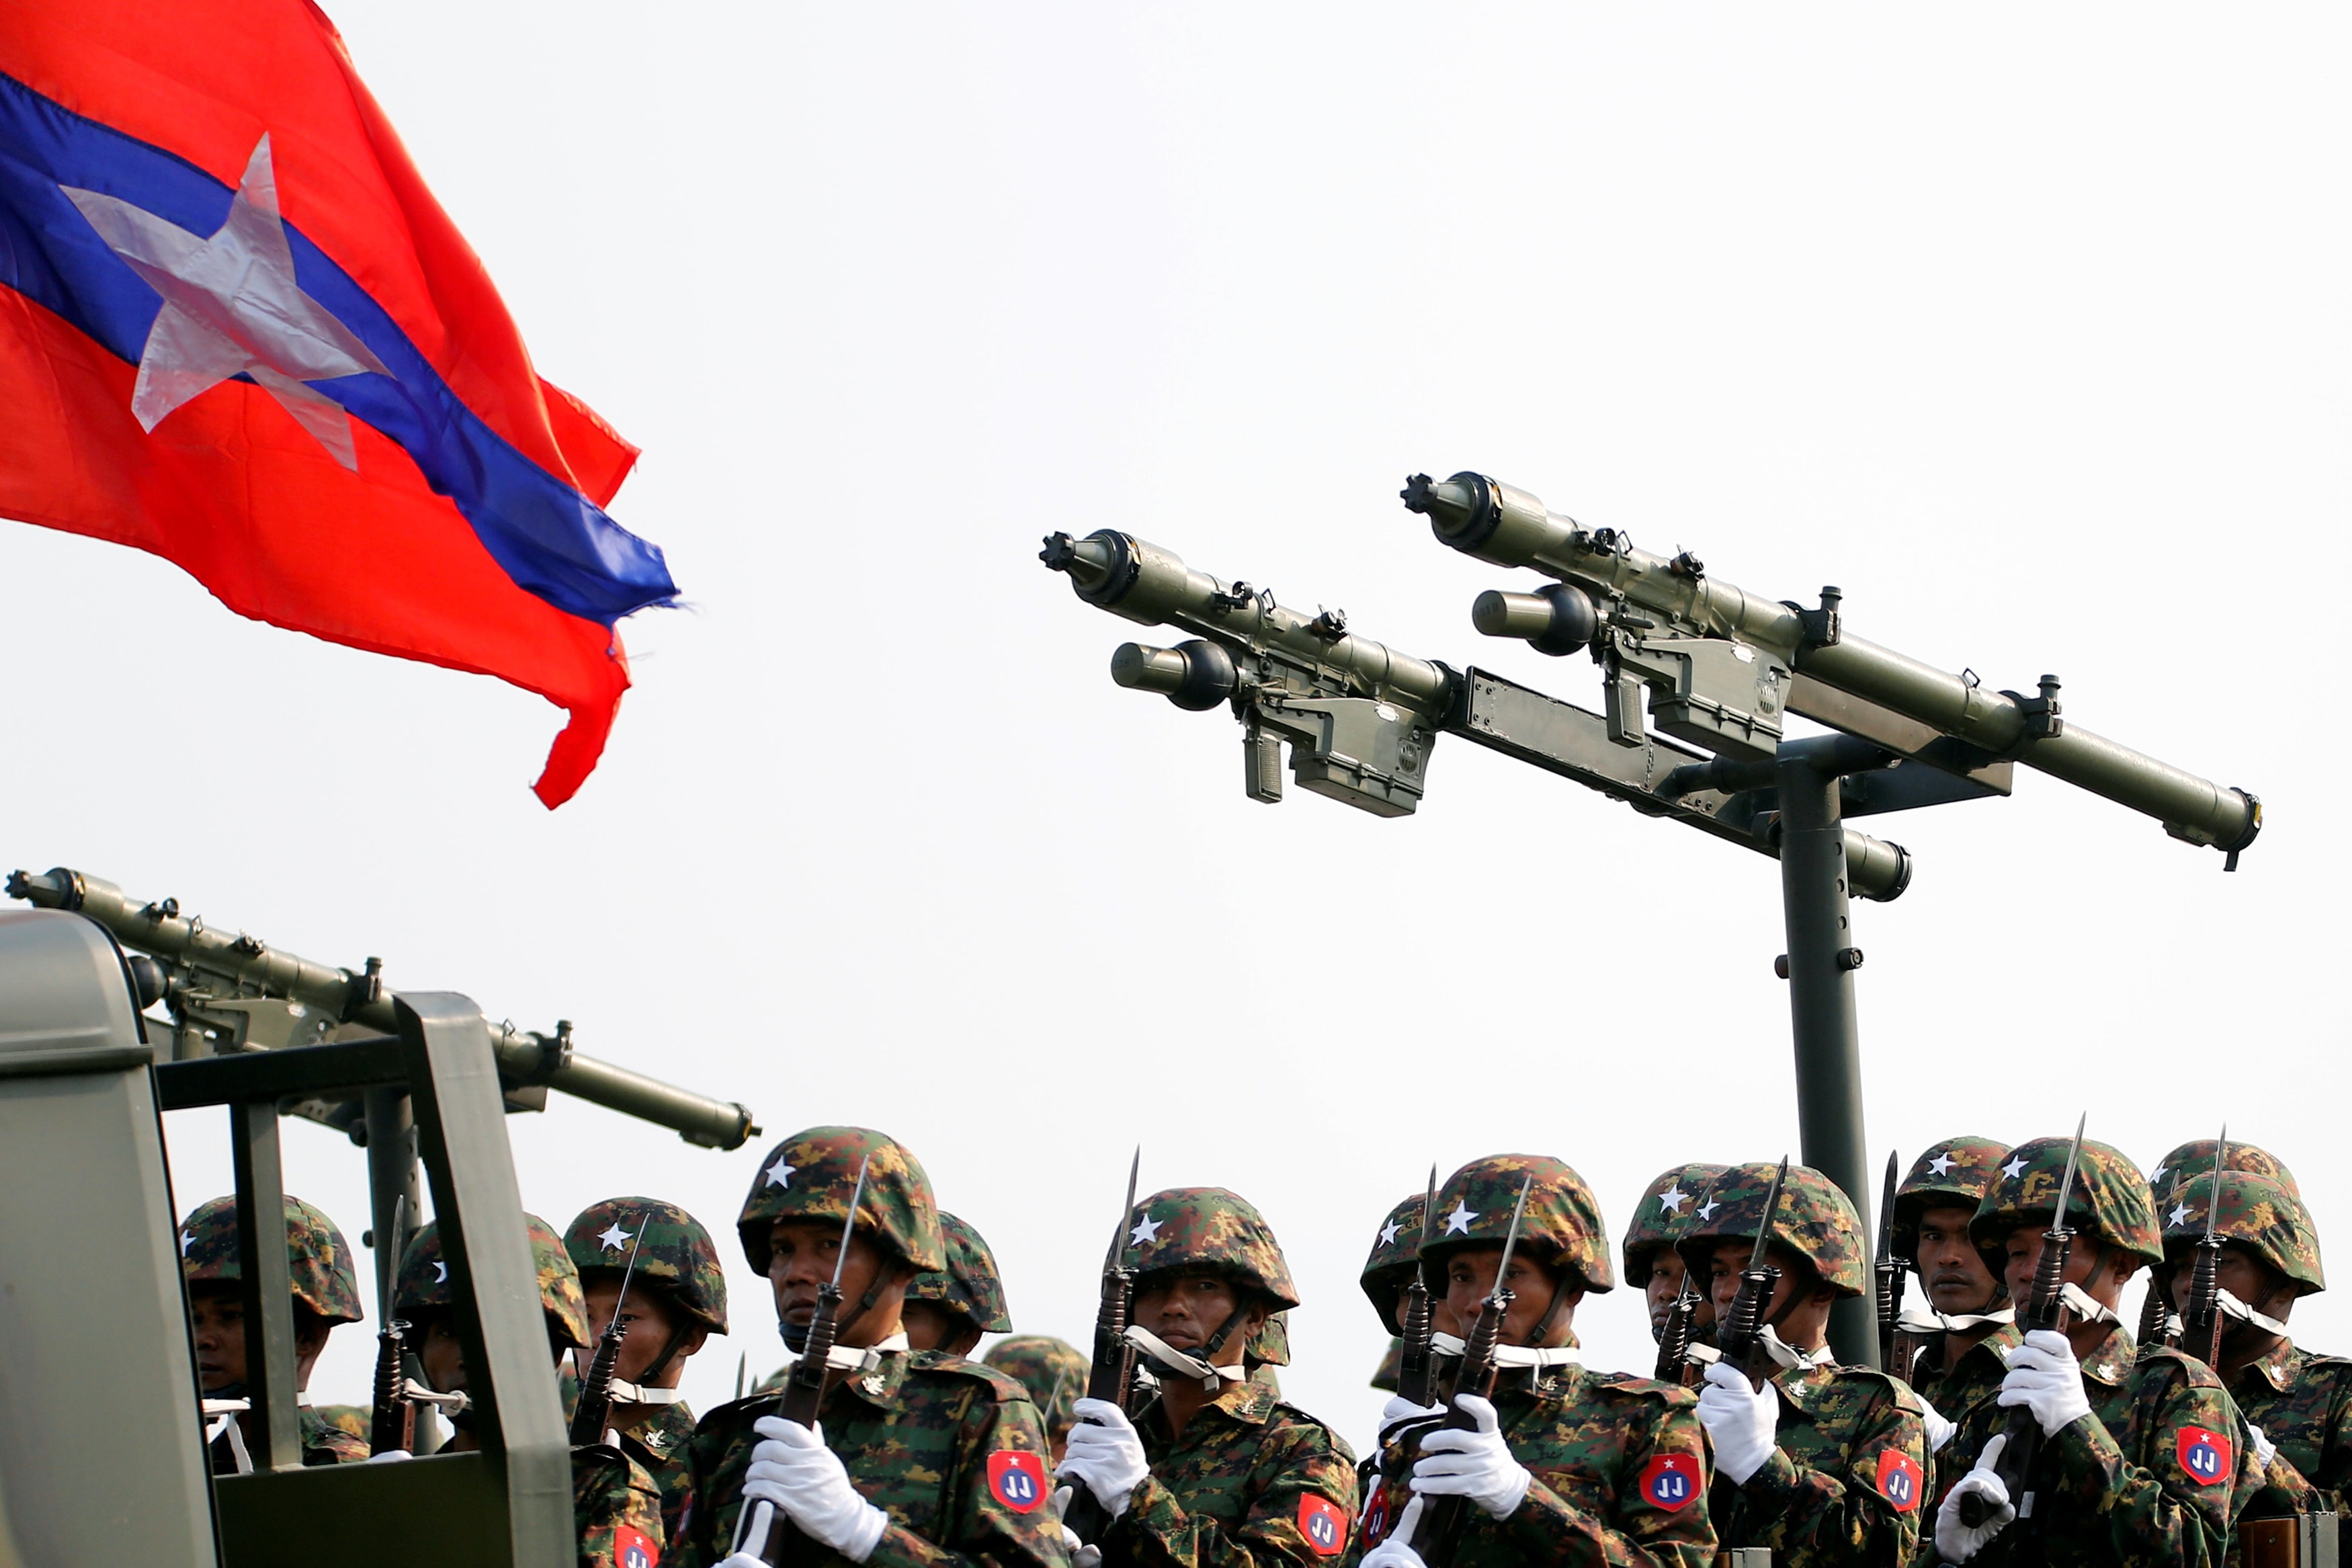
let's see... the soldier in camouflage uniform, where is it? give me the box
[1673,1163,1932,1567]
[1054,1186,1357,1568]
[177,1193,368,1469]
[681,1125,1066,1568]
[566,1197,732,1546]
[986,1336,1090,1461]
[2158,1167,2352,1517]
[2136,1139,2299,1349]
[396,1216,667,1568]
[902,1212,1015,1358]
[1932,1135,2256,1565]
[1887,1138,2012,1458]
[1623,1163,1729,1347]
[1357,1153,1716,1568]
[1361,1192,1462,1396]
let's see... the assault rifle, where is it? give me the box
[1653,1282,1704,1388]
[1960,1115,2089,1531]
[1715,1158,1792,1390]
[1062,1149,1142,1546]
[1404,1176,1531,1566]
[2179,1125,2231,1370]
[1875,1151,1913,1385]
[369,1197,416,1456]
[569,1226,644,1446]
[743,1156,870,1565]
[1395,1166,1442,1409]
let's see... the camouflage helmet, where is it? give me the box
[1621,1164,1730,1289]
[737,1126,945,1276]
[983,1335,1087,1439]
[1970,1135,2161,1268]
[2150,1139,2300,1202]
[178,1194,364,1325]
[562,1197,730,1335]
[1892,1138,2011,1264]
[2160,1170,2325,1297]
[393,1215,593,1350]
[1675,1163,1868,1297]
[1124,1187,1300,1311]
[1360,1192,1430,1331]
[1421,1155,1616,1295]
[902,1212,1013,1335]
[1247,1309,1292,1367]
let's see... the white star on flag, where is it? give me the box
[1378,1221,1402,1248]
[2001,1156,2029,1181]
[62,135,390,470]
[1927,1153,1956,1177]
[433,1261,449,1283]
[765,1158,796,1189]
[1130,1215,1163,1247]
[2169,1203,2193,1227]
[1443,1201,1476,1235]
[180,1230,196,1256]
[1697,1199,1720,1221]
[1657,1185,1689,1216]
[597,1223,634,1252]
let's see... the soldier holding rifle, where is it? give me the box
[1356,1153,1714,1568]
[681,1125,1064,1568]
[1884,1139,2013,1463]
[1624,1164,1729,1361]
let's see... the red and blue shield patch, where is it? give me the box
[987,1450,1048,1513]
[2177,1426,2233,1487]
[1876,1448,1923,1512]
[1359,1481,1392,1547]
[616,1525,658,1568]
[1298,1493,1349,1557]
[1638,1453,1702,1512]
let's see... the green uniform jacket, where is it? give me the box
[1907,1330,2011,1458]
[575,1444,667,1568]
[1355,1364,1716,1568]
[2229,1342,2352,1518]
[1940,1322,2251,1567]
[1100,1368,1358,1568]
[677,1350,1069,1568]
[1711,1360,1931,1567]
[622,1401,698,1546]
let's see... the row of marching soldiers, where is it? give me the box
[174,1123,2343,1568]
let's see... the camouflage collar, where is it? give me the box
[1770,1359,1839,1420]
[2076,1323,2133,1387]
[624,1399,698,1458]
[1142,1368,1276,1433]
[829,1347,915,1411]
[2243,1341,2304,1394]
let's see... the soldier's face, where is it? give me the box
[1133,1270,1265,1366]
[1915,1206,2001,1313]
[767,1220,907,1347]
[2002,1228,2132,1312]
[1644,1250,1711,1336]
[1443,1248,1579,1347]
[187,1284,247,1392]
[581,1277,705,1392]
[2168,1244,2294,1327]
[417,1315,470,1396]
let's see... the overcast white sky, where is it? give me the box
[7,6,2348,1450]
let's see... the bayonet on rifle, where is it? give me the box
[1960,1114,2088,1532]
[1062,1147,1143,1548]
[569,1223,645,1446]
[1405,1176,1532,1565]
[369,1196,415,1456]
[1876,1150,1913,1385]
[1396,1164,1442,1408]
[1717,1158,1791,1391]
[2181,1124,2230,1369]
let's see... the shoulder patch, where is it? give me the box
[1876,1448,1924,1512]
[2177,1426,2233,1487]
[1637,1452,1703,1512]
[616,1525,659,1568]
[1297,1493,1348,1556]
[1360,1481,1395,1547]
[986,1450,1048,1512]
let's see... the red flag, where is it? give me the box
[0,1,676,805]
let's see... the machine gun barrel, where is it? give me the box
[7,867,759,1149]
[1411,470,2261,863]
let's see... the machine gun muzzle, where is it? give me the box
[7,867,759,1150]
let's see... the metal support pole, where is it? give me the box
[230,1098,302,1468]
[1776,737,1883,1367]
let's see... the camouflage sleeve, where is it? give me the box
[1503,1387,1716,1568]
[862,1382,1070,1568]
[2033,1360,2234,1567]
[574,1446,667,1568]
[1726,1378,1929,1567]
[1109,1421,1360,1568]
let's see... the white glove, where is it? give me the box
[2247,1420,2278,1471]
[1379,1395,1446,1444]
[1410,1394,1531,1521]
[1934,1432,2017,1562]
[365,1448,413,1463]
[1997,1329,2093,1438]
[1916,1391,1957,1454]
[1050,1487,1103,1567]
[1357,1495,1429,1568]
[743,1418,890,1563]
[1695,1360,1781,1487]
[1058,1397,1149,1518]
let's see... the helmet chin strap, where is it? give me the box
[1523,1263,1573,1349]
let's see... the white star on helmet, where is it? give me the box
[597,1223,634,1252]
[1444,1201,1477,1235]
[1657,1185,1689,1215]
